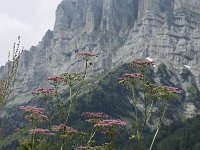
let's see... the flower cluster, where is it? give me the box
[78,52,97,61]
[52,124,77,134]
[19,106,48,122]
[51,124,65,132]
[149,85,182,99]
[118,73,143,85]
[74,146,93,150]
[29,128,55,136]
[130,60,155,69]
[32,88,55,97]
[61,72,84,87]
[94,119,126,128]
[94,119,126,136]
[75,145,107,150]
[52,124,78,140]
[82,112,109,119]
[165,86,182,94]
[46,76,64,86]
[123,73,143,79]
[82,112,109,125]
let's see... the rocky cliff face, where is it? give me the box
[1,0,200,117]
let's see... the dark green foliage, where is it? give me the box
[148,116,200,150]
[0,62,198,150]
[187,85,200,102]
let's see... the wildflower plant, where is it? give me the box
[0,37,23,139]
[0,36,23,104]
[119,59,182,150]
[17,53,182,150]
[17,52,101,150]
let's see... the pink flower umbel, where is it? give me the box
[118,73,143,85]
[82,112,109,119]
[19,106,48,122]
[94,119,126,136]
[130,60,155,69]
[82,112,109,125]
[61,72,83,87]
[46,75,64,86]
[52,124,77,134]
[32,88,56,97]
[29,128,55,136]
[94,119,127,128]
[165,86,182,94]
[19,106,46,114]
[74,146,93,150]
[119,73,143,80]
[51,124,66,132]
[78,52,97,61]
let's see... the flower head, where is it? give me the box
[74,146,93,150]
[165,86,182,94]
[52,124,66,132]
[78,52,97,61]
[46,75,63,86]
[61,72,83,87]
[29,128,55,136]
[32,88,55,97]
[118,73,143,85]
[19,106,48,122]
[94,119,126,136]
[130,60,155,69]
[82,112,109,125]
[150,85,182,99]
[94,119,126,128]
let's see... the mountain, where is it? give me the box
[1,0,200,149]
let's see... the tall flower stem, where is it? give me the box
[73,60,88,100]
[140,71,148,149]
[149,100,167,150]
[132,85,139,136]
[87,128,97,146]
[66,86,72,124]
[65,60,88,124]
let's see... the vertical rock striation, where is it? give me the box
[1,0,200,117]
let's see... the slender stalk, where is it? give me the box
[141,72,148,136]
[87,128,97,146]
[110,134,116,150]
[65,60,88,124]
[66,86,72,124]
[72,60,88,101]
[149,100,167,150]
[132,85,139,136]
[138,136,142,150]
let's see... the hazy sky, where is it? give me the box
[0,0,62,66]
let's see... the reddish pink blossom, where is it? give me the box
[46,76,63,86]
[32,88,55,96]
[52,124,65,132]
[82,112,109,125]
[74,146,93,150]
[94,119,126,128]
[29,128,55,136]
[120,73,143,80]
[19,106,48,122]
[82,112,109,119]
[78,52,97,57]
[52,124,78,135]
[19,106,45,114]
[130,60,155,69]
[78,52,97,61]
[165,86,182,94]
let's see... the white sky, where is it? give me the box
[0,0,62,66]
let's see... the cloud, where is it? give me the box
[0,0,62,66]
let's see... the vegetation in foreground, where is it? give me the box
[0,51,182,150]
